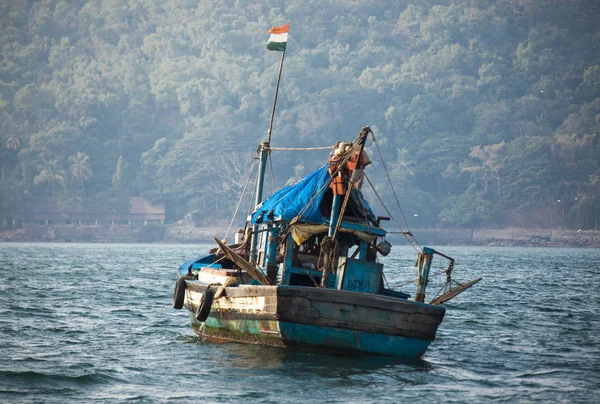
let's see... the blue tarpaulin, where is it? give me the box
[251,165,330,224]
[250,165,376,225]
[178,254,219,276]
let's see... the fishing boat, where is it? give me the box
[172,23,479,358]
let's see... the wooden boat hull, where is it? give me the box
[183,281,445,358]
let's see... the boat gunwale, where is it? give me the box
[184,279,445,314]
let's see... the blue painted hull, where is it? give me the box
[183,282,445,358]
[277,321,431,357]
[190,311,433,358]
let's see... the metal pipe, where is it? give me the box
[267,51,286,144]
[266,226,279,284]
[250,142,269,262]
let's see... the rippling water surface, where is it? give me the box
[1,243,599,403]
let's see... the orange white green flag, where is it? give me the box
[266,23,289,51]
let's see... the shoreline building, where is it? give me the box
[4,197,165,227]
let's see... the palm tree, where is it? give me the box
[60,193,83,221]
[5,135,20,150]
[69,152,93,189]
[34,159,66,196]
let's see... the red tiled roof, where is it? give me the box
[129,197,165,215]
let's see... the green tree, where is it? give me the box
[1,0,599,230]
[69,152,93,190]
[33,159,66,196]
[112,155,129,212]
[5,135,20,150]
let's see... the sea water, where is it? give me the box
[1,243,599,403]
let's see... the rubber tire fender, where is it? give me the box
[195,288,214,322]
[173,277,187,309]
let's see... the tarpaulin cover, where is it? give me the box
[290,224,379,245]
[250,165,376,225]
[251,166,330,225]
[177,254,219,276]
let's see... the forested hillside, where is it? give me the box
[1,0,599,229]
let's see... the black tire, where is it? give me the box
[195,288,214,322]
[173,277,187,309]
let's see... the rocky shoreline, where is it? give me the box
[0,224,599,247]
[392,227,600,248]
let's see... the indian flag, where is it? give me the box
[266,22,289,51]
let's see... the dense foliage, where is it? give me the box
[1,0,599,228]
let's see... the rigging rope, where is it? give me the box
[363,172,420,252]
[224,153,258,241]
[204,254,226,269]
[268,146,334,151]
[369,133,422,250]
[246,163,258,218]
[277,140,358,241]
[280,172,332,241]
[288,133,363,225]
[268,152,275,194]
[245,144,337,228]
[254,163,330,231]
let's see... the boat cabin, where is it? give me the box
[251,220,385,293]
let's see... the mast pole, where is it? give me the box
[250,48,287,263]
[267,50,285,144]
[250,143,269,263]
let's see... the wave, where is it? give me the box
[0,370,126,386]
[514,369,562,378]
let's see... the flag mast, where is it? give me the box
[250,22,290,263]
[265,21,290,144]
[267,49,285,144]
